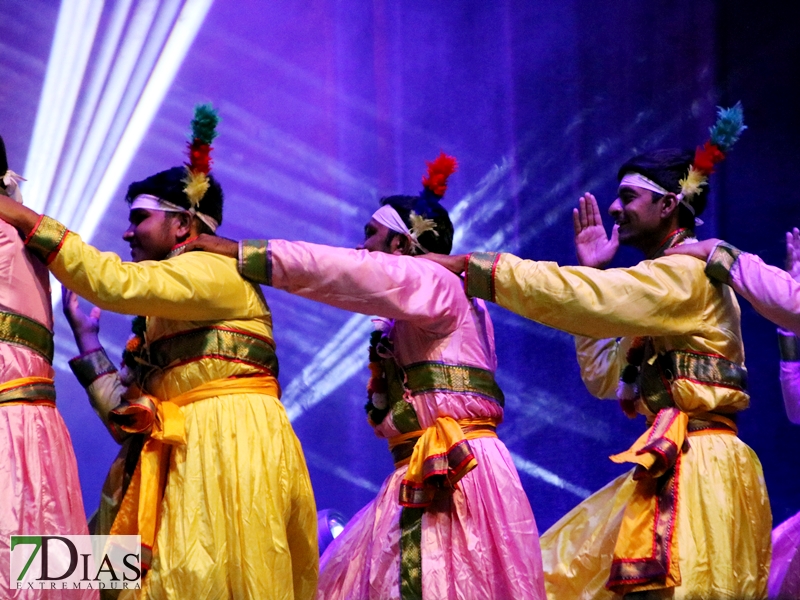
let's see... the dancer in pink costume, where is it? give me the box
[0,136,95,599]
[186,154,546,600]
[667,228,800,597]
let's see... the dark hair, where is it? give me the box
[617,148,707,229]
[125,166,223,234]
[380,192,454,255]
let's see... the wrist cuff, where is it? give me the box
[238,240,270,285]
[779,331,800,362]
[69,348,118,387]
[24,215,69,265]
[465,252,500,301]
[705,241,741,285]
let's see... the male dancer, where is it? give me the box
[423,106,771,598]
[0,110,318,600]
[185,154,547,599]
[0,136,94,599]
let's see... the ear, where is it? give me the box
[390,234,412,255]
[173,212,194,239]
[659,193,680,219]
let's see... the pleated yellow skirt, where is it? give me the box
[541,433,771,599]
[137,392,318,600]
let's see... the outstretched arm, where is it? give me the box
[17,214,262,320]
[463,250,709,339]
[187,235,464,332]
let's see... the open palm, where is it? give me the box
[573,193,619,268]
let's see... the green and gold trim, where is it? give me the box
[239,240,270,285]
[24,215,69,265]
[0,310,54,363]
[0,380,56,406]
[149,326,279,376]
[399,507,423,600]
[705,241,742,286]
[465,252,500,301]
[404,361,505,407]
[779,331,800,362]
[669,350,747,390]
[69,348,118,388]
[639,348,748,414]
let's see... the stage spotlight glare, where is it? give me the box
[317,509,348,556]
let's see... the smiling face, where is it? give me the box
[608,184,673,252]
[122,208,186,262]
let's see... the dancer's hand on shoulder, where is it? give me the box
[786,227,800,282]
[184,234,238,258]
[663,238,720,262]
[419,253,467,275]
[0,193,39,235]
[573,193,618,268]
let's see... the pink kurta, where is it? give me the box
[266,240,546,600]
[0,220,92,599]
[729,251,800,596]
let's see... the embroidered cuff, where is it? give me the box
[69,348,118,388]
[238,240,270,285]
[779,331,800,362]
[465,252,500,301]
[704,241,741,285]
[24,215,69,265]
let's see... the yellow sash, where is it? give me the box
[607,408,737,594]
[390,416,498,508]
[109,375,280,565]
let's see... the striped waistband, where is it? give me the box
[0,310,54,363]
[148,326,279,377]
[0,377,56,407]
[402,362,504,407]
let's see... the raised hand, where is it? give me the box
[572,193,619,268]
[62,286,102,354]
[786,227,800,282]
[184,234,238,258]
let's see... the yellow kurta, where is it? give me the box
[27,217,318,600]
[466,251,771,599]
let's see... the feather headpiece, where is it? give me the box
[678,102,746,202]
[183,104,219,208]
[421,152,458,198]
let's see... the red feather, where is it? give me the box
[693,141,725,175]
[422,152,458,197]
[187,139,212,175]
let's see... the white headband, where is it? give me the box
[370,204,437,254]
[619,172,703,225]
[130,194,219,232]
[371,204,411,236]
[2,170,26,204]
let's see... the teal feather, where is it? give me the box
[709,102,746,152]
[190,104,219,145]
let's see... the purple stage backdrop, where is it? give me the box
[1,0,799,534]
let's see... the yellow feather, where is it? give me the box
[182,170,209,208]
[679,167,707,198]
[409,210,438,239]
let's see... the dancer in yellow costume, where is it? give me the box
[0,107,318,600]
[424,105,771,599]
